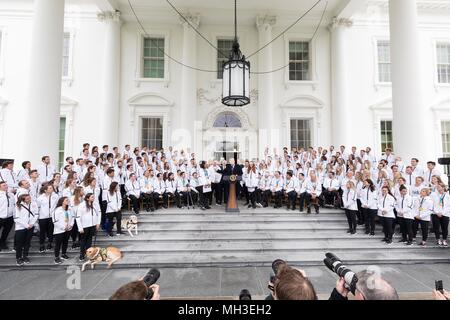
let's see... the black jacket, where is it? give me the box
[329,288,348,300]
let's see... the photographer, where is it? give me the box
[329,270,399,300]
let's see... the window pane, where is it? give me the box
[288,41,310,81]
[142,37,165,78]
[141,117,163,149]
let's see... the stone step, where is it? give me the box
[121,216,349,223]
[0,248,448,270]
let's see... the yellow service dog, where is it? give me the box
[81,246,123,271]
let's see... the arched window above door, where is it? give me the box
[213,112,242,128]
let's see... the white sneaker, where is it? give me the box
[256,203,263,208]
[438,239,443,246]
[443,240,448,247]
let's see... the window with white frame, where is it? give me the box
[377,40,391,83]
[58,117,66,170]
[290,119,312,149]
[437,43,450,84]
[380,120,394,152]
[217,39,234,79]
[62,32,71,78]
[441,121,450,157]
[289,41,310,81]
[141,117,163,149]
[142,37,165,79]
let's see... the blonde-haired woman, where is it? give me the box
[413,188,434,246]
[343,181,358,234]
[69,186,84,249]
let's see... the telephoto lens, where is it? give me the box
[239,289,252,300]
[323,253,358,294]
[143,268,161,300]
[271,259,287,275]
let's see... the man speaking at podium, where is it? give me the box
[223,158,243,206]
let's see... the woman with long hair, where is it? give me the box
[69,186,84,249]
[361,179,378,236]
[431,184,449,247]
[14,194,38,266]
[106,182,122,237]
[75,193,100,261]
[53,196,74,264]
[343,181,358,234]
[378,186,396,244]
[63,178,77,198]
[395,185,414,245]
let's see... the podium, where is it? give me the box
[225,174,240,213]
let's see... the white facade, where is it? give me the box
[1,0,450,167]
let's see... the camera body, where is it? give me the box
[323,253,358,294]
[143,268,160,300]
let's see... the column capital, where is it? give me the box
[328,17,353,31]
[256,15,277,31]
[97,10,121,23]
[180,13,201,29]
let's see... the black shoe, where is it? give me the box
[386,240,393,245]
[351,230,357,235]
[46,243,52,250]
[54,257,63,265]
[39,246,45,253]
[61,254,70,260]
[381,238,387,242]
[398,239,407,243]
[347,229,352,234]
[292,207,296,211]
[108,233,114,237]
[22,257,31,264]
[146,208,150,212]
[365,231,370,235]
[163,205,168,209]
[16,258,24,267]
[370,232,375,236]
[248,205,252,209]
[206,206,211,209]
[406,241,413,246]
[79,254,85,262]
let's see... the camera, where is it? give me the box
[435,280,444,294]
[323,253,358,294]
[270,259,286,283]
[143,268,160,300]
[239,289,252,300]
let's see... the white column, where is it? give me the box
[98,11,121,147]
[329,17,353,148]
[389,0,433,162]
[24,0,65,165]
[177,14,200,153]
[256,15,277,158]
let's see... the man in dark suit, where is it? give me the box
[223,158,243,205]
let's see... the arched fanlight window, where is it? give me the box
[213,112,242,128]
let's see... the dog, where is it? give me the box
[81,246,123,271]
[122,214,138,237]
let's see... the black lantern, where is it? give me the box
[222,0,250,107]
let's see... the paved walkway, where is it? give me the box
[0,263,449,299]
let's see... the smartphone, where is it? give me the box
[435,280,444,294]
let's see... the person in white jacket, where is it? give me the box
[36,184,59,253]
[270,171,284,209]
[76,193,100,261]
[14,194,38,266]
[52,197,74,264]
[163,172,177,209]
[378,186,396,244]
[395,185,414,245]
[105,182,122,237]
[69,186,84,250]
[139,170,155,212]
[0,181,15,251]
[284,171,297,211]
[431,183,449,247]
[343,181,358,235]
[125,173,141,214]
[305,172,322,214]
[412,188,434,246]
[245,164,259,209]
